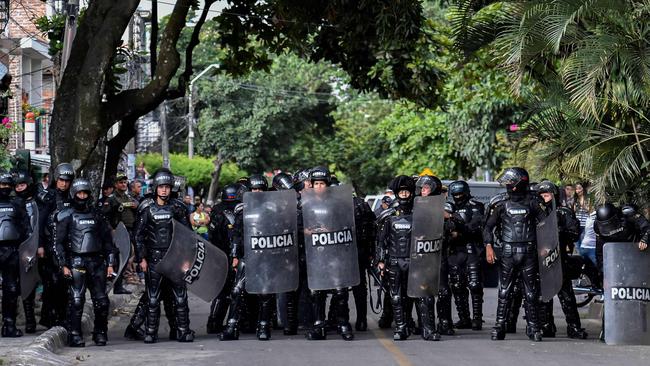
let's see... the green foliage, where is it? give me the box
[137,153,246,188]
[197,52,342,173]
[35,14,66,56]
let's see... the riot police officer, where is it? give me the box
[536,181,588,339]
[103,172,137,295]
[448,180,485,330]
[484,167,548,341]
[14,171,38,333]
[0,171,30,337]
[376,175,440,341]
[305,167,354,341]
[351,193,376,331]
[594,203,650,276]
[205,183,243,334]
[38,163,75,328]
[221,174,276,341]
[135,168,194,343]
[53,178,115,346]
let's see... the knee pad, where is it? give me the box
[438,287,450,299]
[391,295,402,304]
[72,296,85,309]
[4,282,19,297]
[94,296,109,310]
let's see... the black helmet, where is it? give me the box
[330,174,340,186]
[70,178,92,198]
[389,175,415,208]
[498,167,530,194]
[416,175,442,196]
[310,166,331,185]
[53,163,75,182]
[237,176,251,190]
[273,173,294,191]
[595,203,623,236]
[15,171,33,186]
[14,171,35,199]
[0,171,15,186]
[152,168,174,200]
[70,178,93,210]
[249,174,268,191]
[0,171,13,199]
[536,180,560,206]
[621,204,639,217]
[449,180,470,203]
[221,184,240,202]
[293,168,311,191]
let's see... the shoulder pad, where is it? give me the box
[375,208,396,226]
[37,189,54,203]
[234,203,244,215]
[56,207,74,221]
[469,199,484,207]
[488,193,507,208]
[621,205,638,218]
[137,197,154,212]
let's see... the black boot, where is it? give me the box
[220,320,240,341]
[124,324,145,340]
[143,334,158,344]
[256,321,271,341]
[541,322,556,338]
[306,321,327,340]
[68,332,85,347]
[93,331,108,346]
[393,324,410,341]
[437,319,455,336]
[1,323,23,338]
[23,296,37,334]
[567,325,588,339]
[177,329,195,342]
[491,326,505,341]
[339,323,354,341]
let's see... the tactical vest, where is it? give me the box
[388,214,412,258]
[500,199,536,243]
[69,211,103,254]
[145,203,175,250]
[0,200,21,242]
[113,191,137,228]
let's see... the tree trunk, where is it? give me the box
[207,153,224,205]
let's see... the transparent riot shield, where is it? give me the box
[407,195,444,297]
[243,190,298,294]
[157,220,229,302]
[19,204,39,298]
[536,204,563,302]
[604,242,650,345]
[302,184,359,291]
[113,222,132,279]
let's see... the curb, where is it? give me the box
[9,289,141,366]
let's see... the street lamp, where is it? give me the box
[187,63,219,159]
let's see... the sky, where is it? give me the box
[139,0,228,20]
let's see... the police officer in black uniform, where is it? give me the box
[448,180,485,331]
[351,192,376,331]
[439,201,459,335]
[0,171,30,337]
[304,168,354,341]
[38,163,75,328]
[53,178,115,346]
[205,184,242,334]
[14,171,38,333]
[376,175,440,341]
[134,168,194,344]
[536,181,588,339]
[220,174,276,340]
[484,167,548,341]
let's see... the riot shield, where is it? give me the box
[156,220,229,302]
[604,242,650,345]
[243,190,298,294]
[113,223,132,279]
[19,205,39,298]
[407,195,444,297]
[302,184,359,291]
[536,204,563,302]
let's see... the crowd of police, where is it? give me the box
[0,162,648,348]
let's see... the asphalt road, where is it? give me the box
[59,286,650,366]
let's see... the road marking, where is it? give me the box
[371,328,413,366]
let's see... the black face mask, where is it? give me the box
[73,196,91,211]
[0,187,12,199]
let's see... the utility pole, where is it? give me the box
[188,63,219,159]
[60,0,79,79]
[160,100,170,169]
